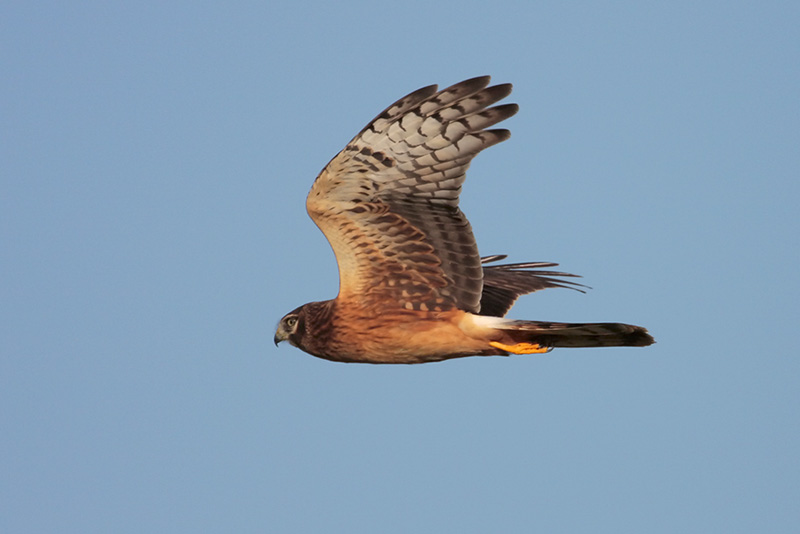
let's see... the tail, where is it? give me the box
[489,320,654,353]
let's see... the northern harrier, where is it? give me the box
[275,77,654,363]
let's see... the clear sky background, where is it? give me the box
[2,1,798,532]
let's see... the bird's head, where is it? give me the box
[274,304,306,348]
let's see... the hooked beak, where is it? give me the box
[274,329,288,347]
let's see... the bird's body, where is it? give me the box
[282,301,494,364]
[275,77,654,363]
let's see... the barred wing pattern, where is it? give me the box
[307,76,518,314]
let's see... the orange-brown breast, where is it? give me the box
[323,307,501,364]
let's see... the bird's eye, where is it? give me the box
[285,316,298,328]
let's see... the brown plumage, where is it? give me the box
[274,77,654,364]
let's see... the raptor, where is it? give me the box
[275,77,654,363]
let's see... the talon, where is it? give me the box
[489,341,551,354]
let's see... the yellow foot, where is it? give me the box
[489,341,551,354]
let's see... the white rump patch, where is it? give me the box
[468,314,515,329]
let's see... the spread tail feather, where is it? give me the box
[496,320,654,349]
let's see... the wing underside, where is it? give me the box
[306,77,518,314]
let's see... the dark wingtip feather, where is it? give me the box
[454,75,493,89]
[486,82,513,101]
[489,103,519,124]
[485,128,512,143]
[479,255,590,317]
[480,254,508,264]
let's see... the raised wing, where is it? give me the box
[307,77,518,314]
[478,255,588,317]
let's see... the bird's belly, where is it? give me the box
[328,311,494,364]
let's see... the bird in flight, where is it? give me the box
[274,76,654,363]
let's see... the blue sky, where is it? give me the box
[2,1,798,532]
